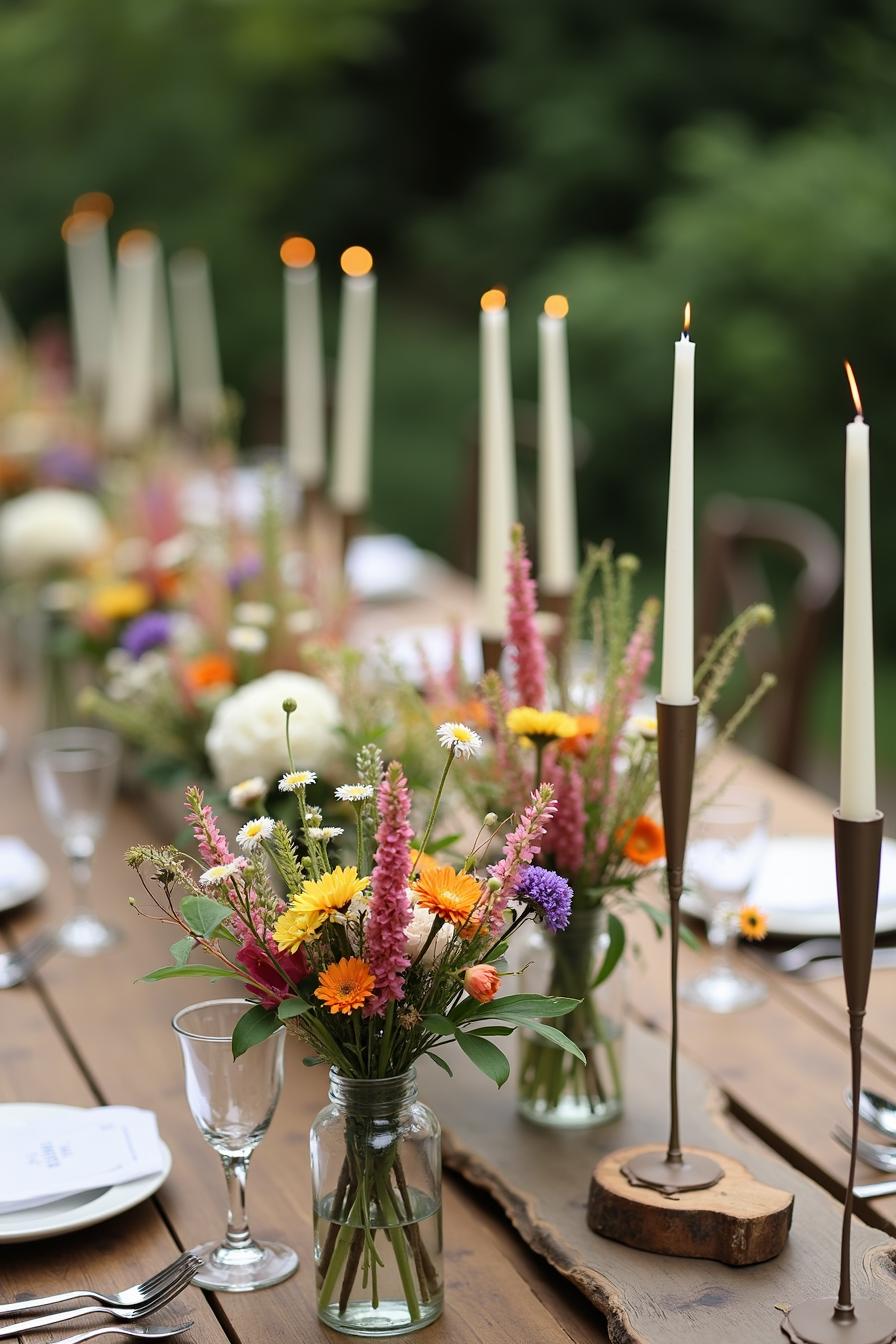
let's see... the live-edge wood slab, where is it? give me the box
[589,1144,793,1265]
[420,1024,896,1344]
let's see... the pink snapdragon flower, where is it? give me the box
[486,783,557,934]
[365,762,414,1013]
[506,525,547,710]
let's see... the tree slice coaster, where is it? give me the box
[588,1143,793,1265]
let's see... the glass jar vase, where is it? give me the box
[311,1067,442,1337]
[516,906,625,1128]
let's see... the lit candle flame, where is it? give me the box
[683,301,691,335]
[73,191,113,220]
[280,236,316,268]
[844,360,863,418]
[480,288,506,312]
[544,294,569,319]
[340,246,373,278]
[117,228,156,257]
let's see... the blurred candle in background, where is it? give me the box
[660,302,695,704]
[330,246,376,516]
[170,248,224,434]
[62,194,114,398]
[840,361,877,821]
[537,293,577,595]
[478,288,518,639]
[151,241,174,417]
[281,236,325,492]
[103,229,158,446]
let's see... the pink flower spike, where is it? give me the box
[365,762,415,1014]
[486,783,557,934]
[548,762,585,877]
[185,787,236,868]
[506,525,547,710]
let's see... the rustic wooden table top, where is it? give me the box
[1,671,895,1344]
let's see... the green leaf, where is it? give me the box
[142,964,244,982]
[466,1024,514,1037]
[427,832,462,854]
[422,1012,456,1038]
[277,996,313,1021]
[425,1051,453,1076]
[170,936,195,967]
[303,1056,325,1067]
[515,1019,587,1063]
[487,994,580,1019]
[232,1004,280,1059]
[680,924,700,951]
[455,1030,511,1087]
[181,895,234,939]
[634,899,669,937]
[592,913,625,988]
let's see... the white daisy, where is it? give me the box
[308,826,344,842]
[233,601,277,628]
[199,859,246,887]
[279,769,317,792]
[227,625,268,654]
[335,784,374,803]
[236,816,275,850]
[629,714,658,741]
[436,721,483,759]
[228,776,268,809]
[286,607,319,636]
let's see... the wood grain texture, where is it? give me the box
[588,1144,793,1265]
[421,1026,896,1344]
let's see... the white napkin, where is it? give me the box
[0,1107,165,1213]
[346,534,426,601]
[0,836,47,898]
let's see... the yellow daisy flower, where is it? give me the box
[739,905,768,941]
[89,580,152,623]
[505,706,578,744]
[274,866,370,950]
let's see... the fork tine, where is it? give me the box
[141,1261,202,1308]
[136,1253,195,1297]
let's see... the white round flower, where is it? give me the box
[308,826,343,842]
[236,816,275,851]
[286,608,319,636]
[199,859,246,887]
[233,601,277,628]
[227,625,268,654]
[405,901,455,968]
[436,721,482,759]
[279,770,317,792]
[205,670,341,791]
[628,714,658,741]
[0,489,109,579]
[228,776,268,809]
[335,784,374,803]
[154,533,195,571]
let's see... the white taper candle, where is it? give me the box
[660,303,695,704]
[537,293,578,595]
[103,230,158,447]
[478,288,518,639]
[331,246,376,514]
[170,248,224,433]
[281,236,325,490]
[840,361,876,821]
[63,204,114,398]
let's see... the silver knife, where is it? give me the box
[855,1180,896,1199]
[795,947,896,981]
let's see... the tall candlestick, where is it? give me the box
[170,248,224,434]
[478,288,518,640]
[62,198,114,398]
[660,303,695,705]
[103,230,158,447]
[840,362,876,822]
[537,294,578,596]
[331,246,376,515]
[281,236,325,491]
[151,240,174,416]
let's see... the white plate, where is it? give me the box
[0,838,48,914]
[0,1104,171,1243]
[682,834,896,938]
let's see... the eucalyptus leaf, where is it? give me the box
[277,996,313,1021]
[170,936,195,967]
[142,964,243,982]
[592,913,625,988]
[425,1052,453,1076]
[422,1012,456,1038]
[232,1004,280,1059]
[180,895,234,939]
[487,994,580,1019]
[510,1019,586,1063]
[455,1030,511,1087]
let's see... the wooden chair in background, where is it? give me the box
[696,494,842,778]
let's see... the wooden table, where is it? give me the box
[2,684,896,1344]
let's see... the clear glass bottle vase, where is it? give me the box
[517,905,625,1128]
[311,1067,443,1337]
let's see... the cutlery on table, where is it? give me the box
[831,1124,896,1172]
[0,930,59,990]
[855,1179,896,1199]
[767,938,844,974]
[51,1320,193,1344]
[0,1252,201,1318]
[0,1256,202,1339]
[845,1086,896,1140]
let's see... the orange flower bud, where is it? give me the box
[463,964,501,1003]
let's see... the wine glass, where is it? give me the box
[172,998,299,1292]
[680,788,771,1013]
[29,726,121,955]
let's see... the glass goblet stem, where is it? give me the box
[221,1154,255,1253]
[65,840,94,917]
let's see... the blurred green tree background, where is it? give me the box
[3,0,896,706]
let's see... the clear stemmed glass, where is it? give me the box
[28,726,121,955]
[680,788,772,1013]
[172,998,299,1292]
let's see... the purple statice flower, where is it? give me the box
[40,445,100,493]
[120,610,172,658]
[515,865,573,932]
[227,554,264,592]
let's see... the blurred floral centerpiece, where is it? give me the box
[127,704,582,1335]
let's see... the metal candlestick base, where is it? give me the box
[623,1149,723,1195]
[782,1298,896,1344]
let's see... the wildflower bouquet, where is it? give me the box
[459,526,776,1126]
[127,703,582,1331]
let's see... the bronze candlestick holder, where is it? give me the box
[783,810,896,1344]
[622,696,724,1195]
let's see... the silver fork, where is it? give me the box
[831,1124,896,1172]
[0,1257,202,1339]
[0,1252,201,1318]
[54,1320,193,1344]
[0,930,59,990]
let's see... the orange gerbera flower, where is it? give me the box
[414,865,482,936]
[183,652,235,693]
[558,713,601,757]
[314,957,376,1014]
[429,697,491,732]
[409,847,440,877]
[617,815,665,866]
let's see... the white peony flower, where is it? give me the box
[404,900,455,968]
[205,670,341,791]
[228,776,268,809]
[0,489,109,579]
